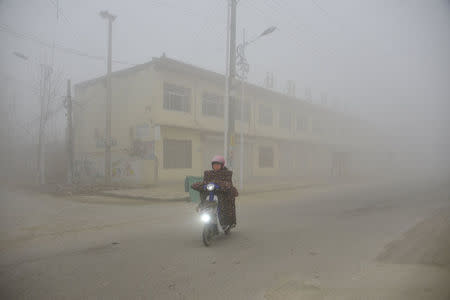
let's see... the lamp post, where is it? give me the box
[99,10,116,185]
[236,26,277,190]
[13,51,49,185]
[224,0,237,171]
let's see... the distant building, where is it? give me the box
[73,55,390,185]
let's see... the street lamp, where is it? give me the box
[236,26,277,190]
[12,51,49,185]
[13,51,28,61]
[236,26,278,79]
[260,26,277,37]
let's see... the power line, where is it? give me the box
[1,73,67,137]
[242,0,331,61]
[0,23,136,66]
[52,0,228,67]
[49,0,82,47]
[190,1,226,50]
[0,74,40,95]
[1,73,68,101]
[260,0,338,57]
[185,0,227,64]
[148,0,219,19]
[310,0,333,19]
[11,99,65,138]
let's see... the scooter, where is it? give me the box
[199,182,230,246]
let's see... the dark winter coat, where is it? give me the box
[191,169,238,227]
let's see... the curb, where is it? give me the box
[97,183,330,202]
[97,191,190,202]
[96,182,335,202]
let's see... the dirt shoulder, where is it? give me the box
[265,205,450,300]
[377,206,450,269]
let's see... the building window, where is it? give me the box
[296,116,308,131]
[259,105,273,126]
[234,99,250,122]
[163,139,192,169]
[279,110,292,129]
[163,83,191,112]
[312,119,323,134]
[259,146,274,168]
[323,122,331,136]
[202,92,223,118]
[333,125,340,136]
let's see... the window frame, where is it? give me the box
[163,82,191,113]
[296,115,308,131]
[279,109,292,129]
[202,92,224,118]
[233,98,250,122]
[258,104,273,126]
[259,146,274,168]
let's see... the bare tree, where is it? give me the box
[0,56,66,186]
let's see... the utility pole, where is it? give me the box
[65,79,74,184]
[37,64,51,185]
[224,0,237,170]
[238,29,247,190]
[236,26,276,189]
[100,10,116,185]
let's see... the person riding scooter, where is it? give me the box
[191,155,238,233]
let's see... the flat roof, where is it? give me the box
[75,54,365,123]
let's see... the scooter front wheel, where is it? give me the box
[202,225,212,247]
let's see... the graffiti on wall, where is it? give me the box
[95,128,117,149]
[74,156,145,183]
[130,140,155,160]
[74,157,103,183]
[130,123,155,160]
[112,159,136,178]
[135,123,150,140]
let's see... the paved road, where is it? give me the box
[1,177,449,299]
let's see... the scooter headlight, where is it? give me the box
[206,183,215,191]
[201,213,211,223]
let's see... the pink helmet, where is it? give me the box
[211,155,225,166]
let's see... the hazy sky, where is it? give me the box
[1,0,449,152]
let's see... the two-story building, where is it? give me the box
[73,55,390,185]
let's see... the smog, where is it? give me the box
[1,1,449,299]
